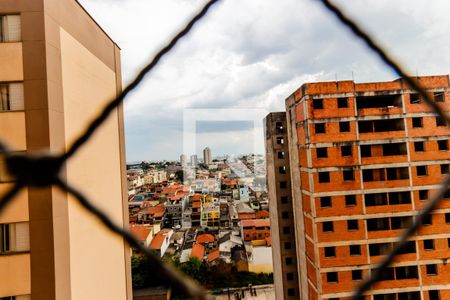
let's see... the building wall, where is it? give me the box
[265,112,301,299]
[284,76,450,299]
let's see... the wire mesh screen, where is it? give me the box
[0,0,448,299]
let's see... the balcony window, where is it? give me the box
[0,82,24,111]
[0,222,30,254]
[0,15,21,42]
[434,91,445,102]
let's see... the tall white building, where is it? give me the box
[180,154,187,167]
[203,147,212,165]
[190,154,198,167]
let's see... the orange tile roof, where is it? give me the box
[192,194,203,201]
[241,219,270,228]
[256,210,269,218]
[238,213,256,220]
[192,202,201,209]
[129,225,151,241]
[207,249,220,263]
[196,234,215,244]
[191,244,205,261]
[149,228,172,250]
[145,205,164,216]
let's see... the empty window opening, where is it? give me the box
[356,94,401,109]
[419,190,428,201]
[320,196,332,208]
[441,164,449,174]
[365,193,388,206]
[369,242,392,256]
[398,292,421,300]
[360,145,371,157]
[322,221,334,232]
[318,172,330,183]
[339,121,350,132]
[281,211,289,219]
[382,143,407,156]
[412,117,423,128]
[434,91,445,102]
[277,151,285,159]
[436,116,446,127]
[285,257,293,265]
[445,213,450,223]
[315,123,326,134]
[313,98,324,109]
[414,141,425,152]
[429,290,440,300]
[438,140,448,151]
[388,191,411,205]
[343,169,354,181]
[349,245,361,256]
[398,241,416,255]
[338,97,348,108]
[283,226,290,234]
[416,165,427,176]
[341,145,352,156]
[316,147,328,158]
[396,266,418,279]
[287,288,295,296]
[286,272,294,281]
[391,216,412,230]
[326,272,338,283]
[275,121,284,133]
[426,264,438,276]
[280,196,288,204]
[279,166,287,174]
[424,239,435,250]
[345,195,356,206]
[367,218,390,231]
[358,119,405,133]
[347,219,358,231]
[352,270,362,280]
[386,167,409,180]
[276,136,284,144]
[378,267,395,281]
[284,242,292,249]
[410,93,421,104]
[324,246,336,257]
[280,181,287,189]
[422,214,432,225]
[374,294,396,300]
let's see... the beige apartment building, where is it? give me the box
[0,1,130,299]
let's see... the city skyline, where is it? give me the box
[78,0,450,161]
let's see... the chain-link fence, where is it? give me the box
[0,0,448,299]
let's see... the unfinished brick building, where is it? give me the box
[266,75,450,299]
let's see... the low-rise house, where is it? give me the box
[219,234,243,263]
[195,233,215,249]
[129,224,154,248]
[240,219,270,241]
[190,243,205,261]
[149,228,173,257]
[138,204,165,224]
[201,202,220,228]
[247,239,273,273]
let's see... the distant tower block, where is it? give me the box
[203,147,212,165]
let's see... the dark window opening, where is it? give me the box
[398,241,416,254]
[441,164,449,174]
[422,214,432,225]
[391,216,412,230]
[374,294,396,300]
[445,213,450,223]
[347,219,358,231]
[341,145,352,156]
[419,190,428,201]
[320,196,332,208]
[365,193,388,206]
[318,172,330,183]
[315,123,326,134]
[360,145,371,157]
[345,195,356,206]
[388,191,411,205]
[275,121,284,133]
[429,290,440,300]
[369,243,392,256]
[356,94,401,109]
[286,272,294,281]
[382,142,407,156]
[280,181,287,189]
[362,169,374,182]
[322,221,334,232]
[424,239,435,250]
[339,121,350,132]
[338,97,348,108]
[349,245,361,256]
[412,117,423,128]
[434,91,445,102]
[396,266,418,279]
[326,272,338,283]
[280,196,288,204]
[410,93,420,104]
[358,119,405,133]
[367,218,390,231]
[285,257,293,265]
[276,136,284,144]
[324,246,336,257]
[398,292,420,300]
[343,169,354,181]
[284,242,292,249]
[287,288,295,296]
[352,270,362,280]
[414,141,425,152]
[281,211,289,219]
[436,116,446,126]
[278,151,285,159]
[378,267,395,280]
[313,98,323,109]
[386,167,409,180]
[416,165,427,176]
[279,166,287,174]
[316,147,328,158]
[438,140,448,151]
[426,264,437,275]
[283,226,290,234]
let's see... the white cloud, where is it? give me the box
[78,0,450,161]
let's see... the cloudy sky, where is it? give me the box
[77,0,450,162]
